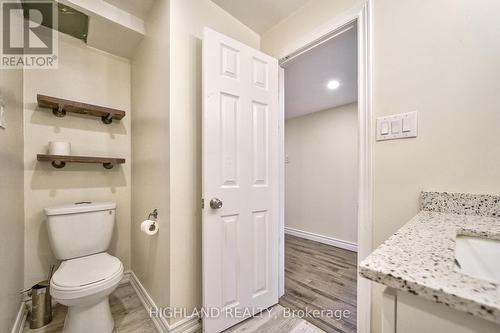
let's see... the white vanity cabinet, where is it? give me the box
[382,288,500,333]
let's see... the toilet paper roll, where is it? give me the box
[141,220,158,236]
[48,141,71,156]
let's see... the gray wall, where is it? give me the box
[131,0,171,308]
[0,67,25,331]
[285,103,358,245]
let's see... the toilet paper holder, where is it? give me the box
[147,209,158,231]
[148,209,158,221]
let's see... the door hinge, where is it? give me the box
[201,198,204,209]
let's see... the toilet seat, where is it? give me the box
[51,252,123,300]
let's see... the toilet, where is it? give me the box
[45,202,123,333]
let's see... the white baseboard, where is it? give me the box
[10,302,27,333]
[285,227,358,252]
[123,271,201,333]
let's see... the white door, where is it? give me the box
[202,27,280,333]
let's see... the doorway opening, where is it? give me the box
[201,6,372,332]
[279,21,359,333]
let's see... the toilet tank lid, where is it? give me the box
[45,202,116,216]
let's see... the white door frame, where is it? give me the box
[276,2,373,333]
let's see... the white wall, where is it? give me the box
[262,0,500,332]
[131,0,171,308]
[285,103,358,244]
[23,33,131,288]
[0,67,24,332]
[261,0,365,58]
[168,0,260,321]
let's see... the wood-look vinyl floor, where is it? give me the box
[23,283,158,333]
[279,234,358,333]
[225,305,324,333]
[23,235,355,333]
[23,282,322,333]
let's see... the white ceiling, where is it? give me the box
[103,0,155,20]
[284,26,358,119]
[211,0,310,34]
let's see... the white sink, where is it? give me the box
[454,235,500,284]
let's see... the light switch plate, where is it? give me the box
[376,111,417,141]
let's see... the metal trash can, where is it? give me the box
[29,281,52,329]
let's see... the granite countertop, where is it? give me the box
[359,192,500,324]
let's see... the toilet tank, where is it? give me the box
[45,202,116,260]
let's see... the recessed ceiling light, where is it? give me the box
[327,80,340,90]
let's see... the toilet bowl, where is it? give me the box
[50,252,123,333]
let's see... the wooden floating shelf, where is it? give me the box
[37,154,126,169]
[37,94,126,124]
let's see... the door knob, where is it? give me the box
[210,198,223,209]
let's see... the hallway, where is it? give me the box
[280,235,357,332]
